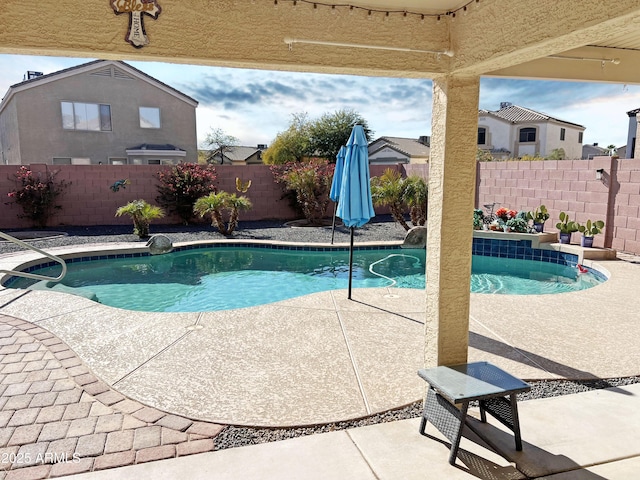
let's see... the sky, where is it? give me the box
[2,53,640,150]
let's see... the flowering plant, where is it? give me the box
[6,166,69,227]
[495,207,517,222]
[156,163,217,224]
[271,159,334,225]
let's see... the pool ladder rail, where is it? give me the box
[0,231,67,283]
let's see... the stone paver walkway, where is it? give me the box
[0,314,224,479]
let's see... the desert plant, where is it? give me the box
[156,163,217,224]
[6,166,69,228]
[556,211,579,234]
[115,200,165,238]
[271,159,334,225]
[403,175,428,227]
[527,205,550,224]
[577,219,605,237]
[370,169,410,231]
[194,191,253,235]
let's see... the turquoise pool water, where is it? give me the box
[7,246,605,312]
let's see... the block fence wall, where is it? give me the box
[404,157,640,254]
[0,164,392,229]
[2,159,639,255]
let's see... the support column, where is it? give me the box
[425,75,480,367]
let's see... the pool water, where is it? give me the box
[8,246,605,312]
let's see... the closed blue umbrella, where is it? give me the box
[330,146,347,244]
[336,125,375,299]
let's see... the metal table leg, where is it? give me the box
[419,387,469,465]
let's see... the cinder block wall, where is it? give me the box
[2,159,640,255]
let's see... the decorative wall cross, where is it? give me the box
[111,0,162,49]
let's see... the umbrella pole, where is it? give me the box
[347,226,354,299]
[331,202,338,244]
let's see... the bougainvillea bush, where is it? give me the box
[271,159,334,226]
[156,163,217,224]
[6,166,69,228]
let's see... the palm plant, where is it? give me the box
[371,169,428,231]
[115,200,165,238]
[370,169,410,230]
[194,191,253,236]
[403,175,428,227]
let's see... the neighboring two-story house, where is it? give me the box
[478,103,585,159]
[368,136,430,165]
[0,60,198,165]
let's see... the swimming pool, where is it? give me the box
[5,244,606,312]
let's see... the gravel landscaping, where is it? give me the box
[0,216,407,255]
[1,217,639,451]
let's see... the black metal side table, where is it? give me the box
[417,361,531,465]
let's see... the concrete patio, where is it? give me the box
[0,242,639,477]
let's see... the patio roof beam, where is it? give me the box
[448,0,640,79]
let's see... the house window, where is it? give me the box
[147,159,161,165]
[61,102,111,131]
[53,157,91,165]
[71,158,91,165]
[109,157,128,165]
[519,127,536,142]
[560,128,566,141]
[477,127,487,145]
[139,107,161,129]
[578,132,584,143]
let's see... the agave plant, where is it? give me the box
[194,191,253,236]
[115,200,165,238]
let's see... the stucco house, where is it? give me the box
[478,103,585,159]
[0,60,198,165]
[208,145,265,165]
[625,107,640,158]
[368,136,430,165]
[582,142,610,159]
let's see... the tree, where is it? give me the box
[202,127,239,164]
[307,108,373,162]
[262,113,311,165]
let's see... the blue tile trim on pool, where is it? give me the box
[6,238,608,285]
[471,237,579,266]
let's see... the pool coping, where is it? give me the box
[1,240,637,428]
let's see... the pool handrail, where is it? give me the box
[0,231,67,282]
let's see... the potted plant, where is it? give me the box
[555,211,578,244]
[115,199,165,238]
[577,219,605,248]
[506,211,531,233]
[527,205,550,233]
